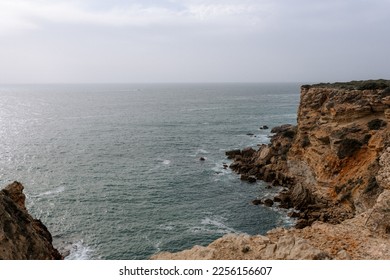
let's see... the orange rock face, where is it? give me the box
[152,81,390,260]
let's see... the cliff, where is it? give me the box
[0,181,63,260]
[152,80,390,260]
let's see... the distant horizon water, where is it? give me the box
[0,83,300,259]
[0,81,315,86]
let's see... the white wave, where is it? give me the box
[154,241,162,252]
[276,211,296,228]
[162,160,171,165]
[65,240,92,260]
[197,149,209,154]
[34,186,65,198]
[212,165,230,176]
[190,216,238,235]
[257,134,271,144]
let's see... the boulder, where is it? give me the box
[252,199,263,205]
[264,199,274,207]
[247,176,257,183]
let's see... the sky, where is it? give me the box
[0,0,389,83]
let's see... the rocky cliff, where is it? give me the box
[152,80,390,260]
[0,181,63,260]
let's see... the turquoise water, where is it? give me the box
[0,83,300,259]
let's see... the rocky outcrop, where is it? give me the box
[151,233,330,260]
[153,80,390,260]
[0,181,63,260]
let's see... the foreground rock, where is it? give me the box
[153,80,390,260]
[0,182,63,260]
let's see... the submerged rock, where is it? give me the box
[264,199,274,207]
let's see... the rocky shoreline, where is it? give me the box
[152,80,390,260]
[0,182,63,260]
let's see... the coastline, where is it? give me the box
[1,80,389,260]
[152,80,390,260]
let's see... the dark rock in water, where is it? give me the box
[199,157,206,161]
[225,149,242,159]
[252,199,263,205]
[271,179,280,187]
[273,196,282,203]
[246,133,254,136]
[247,176,257,183]
[229,162,241,171]
[223,164,228,169]
[260,125,269,130]
[264,199,274,207]
[288,211,301,218]
[240,174,257,183]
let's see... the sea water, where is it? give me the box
[0,83,300,259]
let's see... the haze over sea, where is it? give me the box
[0,83,299,259]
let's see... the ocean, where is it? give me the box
[0,83,300,259]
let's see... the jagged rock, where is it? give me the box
[365,190,390,235]
[0,182,63,260]
[264,199,274,207]
[252,199,263,205]
[290,183,313,210]
[288,211,300,218]
[241,147,256,158]
[199,157,206,161]
[271,124,294,134]
[152,233,331,260]
[247,176,257,183]
[225,149,241,159]
[2,181,26,211]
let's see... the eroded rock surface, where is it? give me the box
[153,80,390,260]
[0,181,63,260]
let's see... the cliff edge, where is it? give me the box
[152,80,390,260]
[0,181,63,260]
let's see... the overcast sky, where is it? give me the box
[0,0,389,83]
